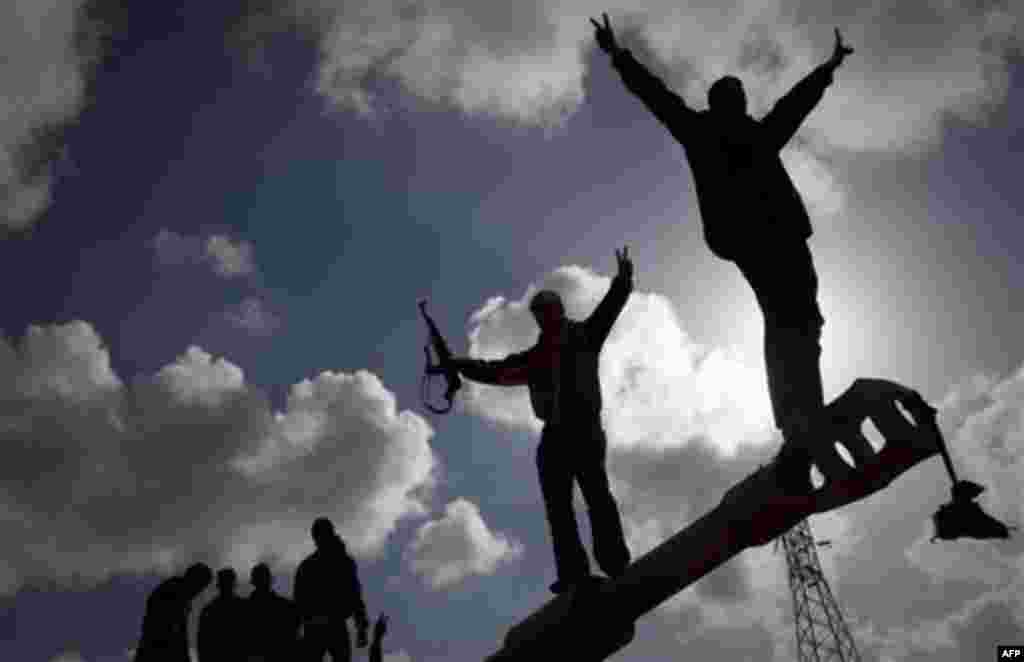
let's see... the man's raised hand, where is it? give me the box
[374,614,388,642]
[590,12,620,56]
[830,28,854,67]
[616,245,633,281]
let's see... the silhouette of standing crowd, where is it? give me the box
[134,517,387,662]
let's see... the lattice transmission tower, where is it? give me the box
[777,518,863,662]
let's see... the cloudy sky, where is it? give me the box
[1,1,1022,661]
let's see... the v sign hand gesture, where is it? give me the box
[590,12,620,56]
[830,28,854,67]
[374,614,388,641]
[616,245,633,281]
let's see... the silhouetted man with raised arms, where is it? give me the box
[450,247,634,594]
[135,563,213,662]
[246,563,301,662]
[294,517,369,662]
[593,14,855,490]
[197,567,247,662]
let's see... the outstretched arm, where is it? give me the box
[762,28,854,151]
[585,246,634,347]
[450,351,530,387]
[592,13,698,137]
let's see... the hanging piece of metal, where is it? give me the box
[909,396,1014,542]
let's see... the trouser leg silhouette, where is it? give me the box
[327,624,352,662]
[575,423,631,576]
[538,423,589,585]
[303,621,351,662]
[537,420,630,585]
[764,323,824,430]
[736,240,849,482]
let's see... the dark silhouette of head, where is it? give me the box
[215,568,237,595]
[311,517,342,551]
[708,76,747,117]
[183,563,213,598]
[530,290,566,334]
[250,563,273,591]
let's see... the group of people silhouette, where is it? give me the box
[139,12,860,658]
[449,15,856,595]
[134,518,384,662]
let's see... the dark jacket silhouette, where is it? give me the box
[245,563,301,662]
[293,538,367,625]
[295,518,369,662]
[197,568,246,662]
[453,249,634,593]
[611,50,834,262]
[458,271,631,424]
[135,564,212,662]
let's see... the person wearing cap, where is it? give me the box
[135,563,213,662]
[449,247,634,595]
[294,517,370,662]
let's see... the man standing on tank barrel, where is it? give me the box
[448,247,634,595]
[593,13,856,490]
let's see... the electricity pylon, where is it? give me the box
[778,519,862,662]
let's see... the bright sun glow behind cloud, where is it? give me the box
[693,344,774,453]
[814,240,901,400]
[464,265,778,456]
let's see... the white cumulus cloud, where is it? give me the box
[461,264,775,452]
[0,321,438,594]
[231,0,1020,240]
[223,297,282,336]
[236,0,1022,152]
[205,234,257,278]
[152,229,257,279]
[406,498,524,589]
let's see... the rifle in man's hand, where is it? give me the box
[418,299,462,414]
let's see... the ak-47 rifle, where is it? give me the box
[418,299,462,414]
